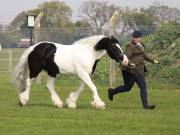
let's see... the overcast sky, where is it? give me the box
[0,0,180,24]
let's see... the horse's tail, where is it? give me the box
[13,48,32,93]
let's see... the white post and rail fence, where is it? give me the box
[0,49,17,73]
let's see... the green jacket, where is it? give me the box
[122,42,155,74]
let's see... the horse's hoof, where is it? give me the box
[19,100,23,106]
[52,97,63,108]
[19,96,28,106]
[67,102,76,109]
[53,101,63,108]
[55,103,63,108]
[91,101,106,110]
[66,96,77,109]
[19,100,27,106]
[19,93,28,106]
[92,104,106,110]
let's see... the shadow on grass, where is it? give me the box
[17,102,54,108]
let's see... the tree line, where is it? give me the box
[0,0,179,32]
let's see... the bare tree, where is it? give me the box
[147,2,180,24]
[79,1,119,34]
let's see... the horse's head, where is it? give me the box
[95,35,129,66]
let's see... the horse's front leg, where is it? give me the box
[77,69,105,109]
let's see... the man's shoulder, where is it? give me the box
[140,42,146,47]
[125,42,132,47]
[126,43,134,49]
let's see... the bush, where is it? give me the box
[160,67,180,80]
[153,22,180,49]
[172,37,180,58]
[92,57,109,83]
[174,51,180,59]
[159,55,174,66]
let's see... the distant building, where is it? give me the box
[18,39,30,48]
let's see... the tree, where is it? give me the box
[79,0,119,34]
[130,12,154,26]
[38,1,72,28]
[10,11,28,29]
[10,1,73,29]
[123,10,155,35]
[143,3,180,24]
[110,7,156,39]
[74,20,90,27]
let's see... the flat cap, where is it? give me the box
[132,30,141,37]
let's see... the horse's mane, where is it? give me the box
[73,35,106,46]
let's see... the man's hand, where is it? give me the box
[154,59,158,64]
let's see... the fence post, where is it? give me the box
[34,12,44,85]
[109,11,119,88]
[9,50,12,72]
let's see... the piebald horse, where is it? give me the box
[14,35,129,109]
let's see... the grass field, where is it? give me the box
[0,72,180,135]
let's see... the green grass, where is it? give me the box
[0,73,180,135]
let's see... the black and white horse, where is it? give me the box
[14,35,129,109]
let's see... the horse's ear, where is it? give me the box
[110,35,115,39]
[110,35,119,44]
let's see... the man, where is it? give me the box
[108,30,158,110]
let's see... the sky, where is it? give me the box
[0,0,180,25]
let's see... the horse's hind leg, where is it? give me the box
[19,59,42,106]
[47,75,63,108]
[66,81,85,108]
[19,77,34,106]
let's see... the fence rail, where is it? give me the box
[0,49,23,72]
